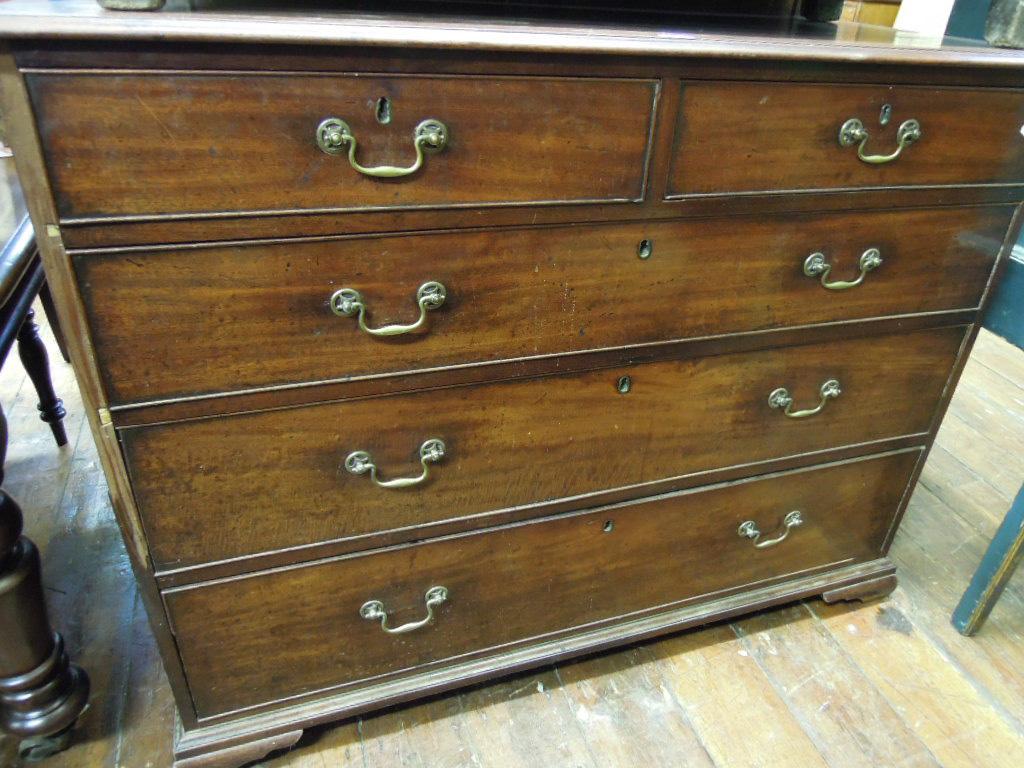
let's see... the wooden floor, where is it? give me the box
[2,321,1024,768]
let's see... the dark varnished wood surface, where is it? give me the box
[164,449,920,719]
[75,207,1008,406]
[0,1,1022,71]
[13,319,1024,768]
[4,9,1024,762]
[23,64,1024,249]
[54,188,1024,251]
[20,39,1024,92]
[107,313,979,429]
[0,406,89,744]
[152,435,928,589]
[122,326,964,571]
[27,72,657,221]
[16,50,1023,250]
[670,82,1024,197]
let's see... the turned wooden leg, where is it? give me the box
[0,410,88,760]
[37,283,70,365]
[0,492,90,760]
[17,308,67,448]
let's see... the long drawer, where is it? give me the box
[27,73,657,220]
[669,82,1024,196]
[123,326,964,570]
[165,449,920,718]
[77,207,1005,405]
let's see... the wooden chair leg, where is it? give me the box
[952,484,1024,636]
[16,308,67,448]
[38,282,70,365]
[0,409,89,759]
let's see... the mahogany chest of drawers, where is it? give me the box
[3,4,1024,766]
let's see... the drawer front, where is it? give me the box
[28,73,657,220]
[669,82,1024,196]
[78,207,1005,405]
[124,326,963,570]
[166,450,920,717]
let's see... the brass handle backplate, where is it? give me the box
[360,586,449,634]
[316,117,448,178]
[738,511,804,549]
[838,117,921,164]
[804,248,883,291]
[345,438,446,489]
[331,281,446,337]
[768,379,841,419]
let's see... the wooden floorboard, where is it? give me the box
[1,324,1023,768]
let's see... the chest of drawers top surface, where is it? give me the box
[2,5,1023,767]
[5,3,1024,256]
[0,0,1012,60]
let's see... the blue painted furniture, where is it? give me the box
[982,245,1024,345]
[952,245,1024,635]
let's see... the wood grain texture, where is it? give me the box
[0,49,202,728]
[809,596,1024,767]
[106,314,977,430]
[734,604,942,768]
[649,624,830,767]
[448,669,594,768]
[59,186,1024,251]
[896,486,1024,720]
[30,56,1024,252]
[26,72,657,221]
[164,559,898,757]
[4,9,1024,763]
[354,691,468,768]
[174,731,304,768]
[153,436,930,589]
[3,1,1024,73]
[669,82,1024,196]
[165,449,919,718]
[3,325,1023,768]
[74,206,1009,406]
[553,646,716,767]
[123,326,963,571]
[21,38,1024,93]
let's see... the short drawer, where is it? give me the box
[27,73,657,221]
[669,82,1024,196]
[77,206,1006,405]
[123,326,964,570]
[165,449,920,718]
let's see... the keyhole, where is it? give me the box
[617,376,632,394]
[879,103,892,126]
[603,520,614,533]
[637,239,653,260]
[376,96,392,125]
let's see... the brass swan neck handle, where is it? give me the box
[360,586,449,634]
[316,117,449,178]
[738,511,804,549]
[838,117,921,164]
[345,439,446,490]
[804,248,882,291]
[331,281,447,337]
[768,379,841,419]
